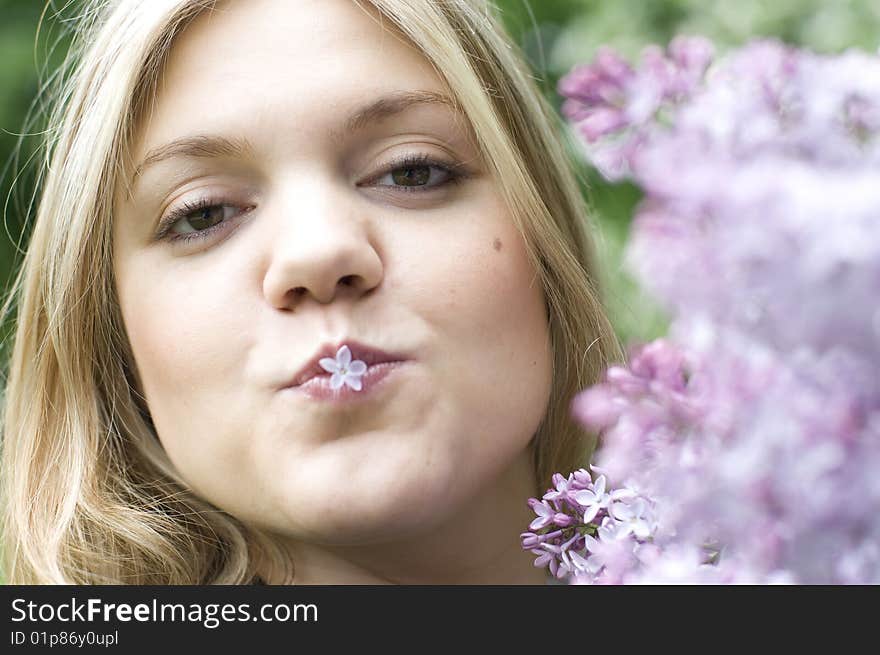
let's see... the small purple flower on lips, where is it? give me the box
[282,340,412,403]
[318,345,368,391]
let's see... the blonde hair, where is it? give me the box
[0,0,623,584]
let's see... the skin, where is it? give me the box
[113,0,553,584]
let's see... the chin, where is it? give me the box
[295,479,470,546]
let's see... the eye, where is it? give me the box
[367,153,468,193]
[173,203,236,233]
[156,199,251,244]
[388,165,437,186]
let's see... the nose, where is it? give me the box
[262,180,383,310]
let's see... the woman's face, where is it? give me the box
[113,0,552,545]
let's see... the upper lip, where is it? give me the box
[281,339,411,389]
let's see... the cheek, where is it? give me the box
[478,233,551,401]
[121,278,220,392]
[414,213,553,453]
[115,257,252,462]
[432,220,548,362]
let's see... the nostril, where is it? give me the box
[340,275,356,287]
[283,288,306,306]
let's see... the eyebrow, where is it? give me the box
[129,90,461,187]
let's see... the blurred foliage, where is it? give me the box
[1,0,879,344]
[0,1,41,299]
[0,0,72,354]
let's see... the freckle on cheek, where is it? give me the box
[493,238,502,252]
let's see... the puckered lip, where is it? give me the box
[280,340,411,389]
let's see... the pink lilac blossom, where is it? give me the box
[520,467,660,583]
[527,37,880,583]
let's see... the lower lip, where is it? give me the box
[285,361,409,403]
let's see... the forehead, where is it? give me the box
[132,0,455,159]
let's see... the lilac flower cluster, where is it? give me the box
[561,37,880,361]
[529,37,880,583]
[558,36,715,181]
[520,468,661,582]
[570,328,880,584]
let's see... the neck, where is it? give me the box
[266,449,547,585]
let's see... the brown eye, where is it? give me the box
[360,152,470,195]
[183,205,228,231]
[391,165,433,187]
[169,204,240,236]
[372,154,461,193]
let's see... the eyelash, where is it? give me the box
[156,153,469,245]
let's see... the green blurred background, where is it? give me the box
[0,0,878,582]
